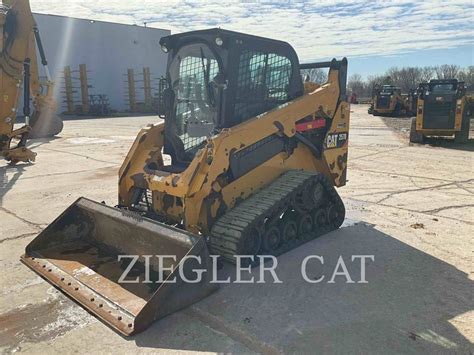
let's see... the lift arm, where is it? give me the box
[0,0,62,164]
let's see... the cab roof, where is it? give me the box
[159,28,296,54]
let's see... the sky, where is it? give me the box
[32,0,474,78]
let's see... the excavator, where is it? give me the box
[0,0,63,164]
[21,28,350,335]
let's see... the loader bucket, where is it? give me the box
[21,197,218,336]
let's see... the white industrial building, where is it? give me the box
[33,13,170,113]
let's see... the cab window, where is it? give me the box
[235,50,292,122]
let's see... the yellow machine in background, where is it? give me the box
[369,84,414,117]
[410,79,471,144]
[22,29,350,335]
[0,0,63,164]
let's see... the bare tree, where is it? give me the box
[348,73,365,97]
[400,68,421,92]
[301,68,327,84]
[420,66,435,82]
[341,65,470,99]
[434,64,460,80]
[458,66,474,90]
[387,67,401,86]
[386,67,423,92]
[366,74,389,96]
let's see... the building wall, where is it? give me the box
[33,13,170,113]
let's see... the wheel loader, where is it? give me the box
[410,79,471,144]
[21,28,350,335]
[369,84,413,117]
[0,0,63,164]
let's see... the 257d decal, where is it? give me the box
[325,132,348,149]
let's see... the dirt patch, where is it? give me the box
[92,166,119,179]
[0,289,92,352]
[410,223,425,229]
[380,116,412,139]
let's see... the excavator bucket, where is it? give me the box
[21,197,218,336]
[29,111,63,138]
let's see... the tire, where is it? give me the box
[409,117,424,144]
[454,112,470,144]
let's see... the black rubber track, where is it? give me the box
[208,169,345,264]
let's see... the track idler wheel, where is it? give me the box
[280,218,298,243]
[297,213,313,239]
[311,183,325,208]
[262,226,281,252]
[327,204,345,229]
[313,208,328,231]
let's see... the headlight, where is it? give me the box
[215,37,224,46]
[161,44,169,53]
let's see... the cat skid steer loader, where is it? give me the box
[369,84,414,117]
[410,79,471,144]
[21,29,350,335]
[0,0,63,164]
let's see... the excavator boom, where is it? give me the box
[0,0,62,164]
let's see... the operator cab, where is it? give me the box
[380,85,401,96]
[418,79,465,99]
[159,28,304,167]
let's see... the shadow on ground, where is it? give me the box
[0,163,30,206]
[0,138,58,205]
[379,115,474,151]
[421,137,474,151]
[133,223,473,354]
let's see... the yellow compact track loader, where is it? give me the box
[21,29,350,335]
[0,0,63,164]
[410,79,471,144]
[369,84,413,117]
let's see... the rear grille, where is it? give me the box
[376,96,390,109]
[423,102,455,129]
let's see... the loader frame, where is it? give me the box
[118,29,349,235]
[21,28,350,336]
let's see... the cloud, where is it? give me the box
[31,0,474,62]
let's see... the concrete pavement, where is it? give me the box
[0,106,472,353]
